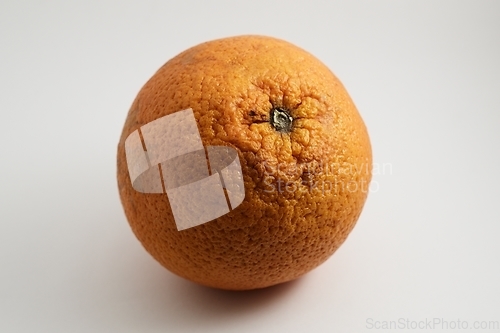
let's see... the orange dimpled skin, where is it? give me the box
[117,35,372,290]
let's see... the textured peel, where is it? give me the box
[117,35,372,290]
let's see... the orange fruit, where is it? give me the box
[117,35,372,290]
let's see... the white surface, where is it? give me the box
[1,1,499,332]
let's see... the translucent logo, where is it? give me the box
[124,108,245,231]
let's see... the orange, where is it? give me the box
[117,35,372,290]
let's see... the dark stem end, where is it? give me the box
[270,107,293,133]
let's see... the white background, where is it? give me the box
[1,1,499,332]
